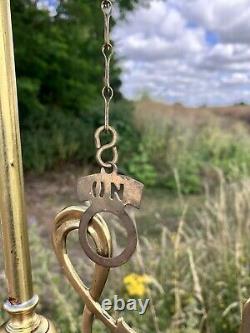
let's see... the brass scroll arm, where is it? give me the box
[239,299,250,333]
[52,206,136,333]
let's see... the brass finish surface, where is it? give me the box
[0,0,32,302]
[1,0,249,331]
[239,300,250,333]
[78,167,143,267]
[52,206,136,333]
[101,0,113,130]
[95,125,118,168]
[0,1,57,332]
[52,1,143,330]
[0,295,56,333]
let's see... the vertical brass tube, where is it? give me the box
[0,3,56,332]
[0,0,33,303]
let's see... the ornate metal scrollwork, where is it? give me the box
[52,206,137,333]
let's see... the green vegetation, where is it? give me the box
[11,0,137,172]
[11,1,250,196]
[130,116,250,194]
[1,3,250,332]
[1,175,249,333]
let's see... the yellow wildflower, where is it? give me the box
[123,273,152,297]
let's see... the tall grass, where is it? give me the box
[1,174,249,333]
[129,100,250,194]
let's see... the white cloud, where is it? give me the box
[37,0,58,15]
[113,0,250,106]
[176,0,250,44]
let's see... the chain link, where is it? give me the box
[101,0,114,130]
[95,0,118,169]
[95,125,118,168]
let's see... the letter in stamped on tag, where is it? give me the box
[77,168,143,209]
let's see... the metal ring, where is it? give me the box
[101,0,112,15]
[79,204,137,268]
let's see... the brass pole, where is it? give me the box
[0,0,32,303]
[0,1,56,332]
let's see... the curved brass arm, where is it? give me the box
[52,206,136,333]
[239,300,250,333]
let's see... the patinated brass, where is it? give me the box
[78,167,143,268]
[51,1,143,329]
[0,1,56,332]
[1,0,250,332]
[101,0,113,130]
[0,0,32,303]
[1,296,56,333]
[51,1,143,330]
[52,206,136,333]
[239,300,250,333]
[95,125,118,168]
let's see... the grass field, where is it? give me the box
[1,100,250,332]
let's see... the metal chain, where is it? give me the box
[95,0,118,169]
[101,0,114,130]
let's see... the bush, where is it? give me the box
[128,144,157,186]
[21,99,140,173]
[13,0,138,173]
[128,118,250,193]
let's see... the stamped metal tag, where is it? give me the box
[77,167,143,267]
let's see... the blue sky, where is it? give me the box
[113,0,250,106]
[38,0,57,14]
[41,0,250,107]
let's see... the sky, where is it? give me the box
[40,0,250,107]
[113,0,250,106]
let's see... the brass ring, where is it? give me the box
[79,204,137,268]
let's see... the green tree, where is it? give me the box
[10,0,138,171]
